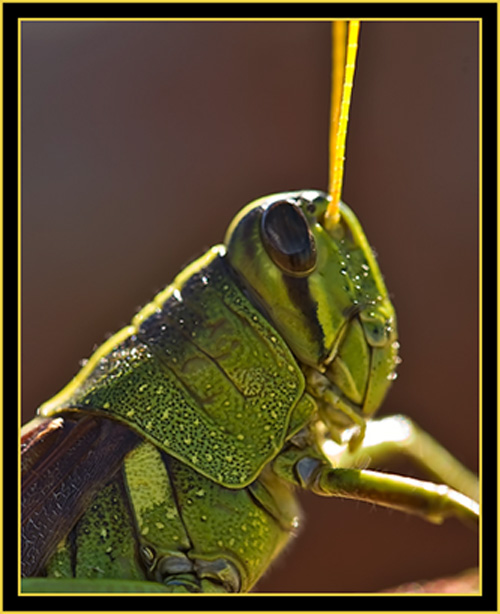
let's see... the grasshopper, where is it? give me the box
[22,20,479,593]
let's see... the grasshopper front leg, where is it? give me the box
[299,461,478,525]
[322,414,479,502]
[273,432,479,526]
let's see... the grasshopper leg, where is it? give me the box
[296,459,479,525]
[272,438,479,526]
[322,414,479,502]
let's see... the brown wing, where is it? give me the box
[21,413,140,577]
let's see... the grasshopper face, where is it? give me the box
[226,189,399,423]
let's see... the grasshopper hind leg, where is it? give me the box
[122,441,242,592]
[123,440,297,593]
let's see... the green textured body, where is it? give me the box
[35,241,315,591]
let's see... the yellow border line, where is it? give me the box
[17,17,482,601]
[17,17,483,22]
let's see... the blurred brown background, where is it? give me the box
[21,21,479,593]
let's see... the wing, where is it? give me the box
[21,413,140,577]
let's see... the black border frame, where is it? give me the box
[6,3,497,612]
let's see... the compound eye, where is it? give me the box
[261,199,317,276]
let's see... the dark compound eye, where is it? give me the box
[261,199,317,276]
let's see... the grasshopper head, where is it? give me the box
[225,190,399,421]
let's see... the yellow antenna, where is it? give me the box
[325,20,360,231]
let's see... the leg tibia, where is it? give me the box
[323,415,479,502]
[297,458,479,525]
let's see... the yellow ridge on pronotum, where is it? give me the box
[325,20,360,231]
